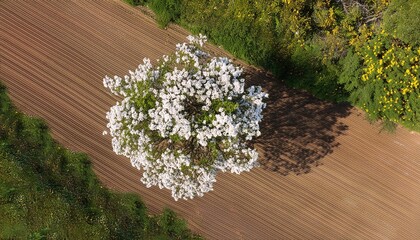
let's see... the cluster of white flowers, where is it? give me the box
[104,35,267,200]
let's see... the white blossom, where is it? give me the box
[104,35,267,200]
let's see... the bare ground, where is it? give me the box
[1,0,420,239]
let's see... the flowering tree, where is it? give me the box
[103,35,267,200]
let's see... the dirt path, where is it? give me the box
[1,1,419,239]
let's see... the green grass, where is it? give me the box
[0,82,202,239]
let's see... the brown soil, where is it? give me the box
[1,1,419,239]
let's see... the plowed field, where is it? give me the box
[1,0,419,239]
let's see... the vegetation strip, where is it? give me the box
[125,0,419,131]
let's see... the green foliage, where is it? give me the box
[288,40,348,101]
[123,0,146,6]
[136,92,156,112]
[148,0,181,27]
[152,208,197,239]
[193,99,239,130]
[0,82,202,239]
[383,0,420,46]
[340,31,420,130]
[212,100,238,114]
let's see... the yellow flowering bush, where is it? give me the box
[341,30,420,130]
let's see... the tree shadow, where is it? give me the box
[245,69,352,175]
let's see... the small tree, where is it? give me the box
[103,35,267,200]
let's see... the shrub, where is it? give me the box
[155,208,192,239]
[103,35,267,200]
[148,0,181,27]
[383,0,420,46]
[340,30,420,130]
